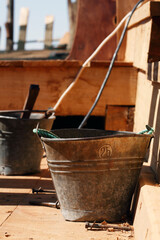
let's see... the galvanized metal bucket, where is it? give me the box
[0,113,55,175]
[41,128,152,222]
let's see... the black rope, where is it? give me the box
[78,0,145,129]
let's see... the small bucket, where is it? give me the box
[41,128,152,222]
[0,112,55,175]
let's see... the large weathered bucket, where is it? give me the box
[0,113,55,175]
[41,128,152,222]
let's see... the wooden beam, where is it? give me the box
[133,70,160,182]
[124,1,160,71]
[44,15,54,49]
[116,1,160,61]
[116,0,139,61]
[5,0,14,51]
[105,105,134,131]
[128,1,160,28]
[67,0,78,50]
[67,0,116,61]
[18,8,29,51]
[0,49,69,60]
[0,60,137,116]
[0,27,1,46]
[125,19,152,71]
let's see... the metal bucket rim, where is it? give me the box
[0,115,17,120]
[41,128,153,142]
[0,114,55,120]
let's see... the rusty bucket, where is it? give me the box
[0,113,55,175]
[41,128,152,222]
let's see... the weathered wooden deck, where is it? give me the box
[0,158,134,240]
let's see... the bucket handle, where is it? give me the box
[35,128,47,156]
[138,125,154,135]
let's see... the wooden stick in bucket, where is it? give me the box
[21,84,40,119]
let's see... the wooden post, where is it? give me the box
[18,7,29,51]
[44,15,54,49]
[67,0,78,50]
[5,0,14,51]
[0,27,1,47]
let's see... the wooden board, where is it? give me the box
[128,2,160,182]
[0,60,137,116]
[44,15,54,49]
[124,1,160,71]
[125,19,152,71]
[0,49,69,60]
[55,63,137,116]
[133,70,160,182]
[105,105,134,131]
[18,8,29,51]
[116,0,138,61]
[67,0,116,61]
[128,1,160,27]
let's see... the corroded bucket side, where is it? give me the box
[42,129,152,222]
[0,113,55,175]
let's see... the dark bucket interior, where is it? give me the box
[51,128,136,140]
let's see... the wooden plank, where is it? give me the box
[54,65,137,116]
[0,172,41,228]
[125,19,152,71]
[0,49,69,60]
[0,60,133,68]
[122,2,160,181]
[117,1,160,63]
[116,0,138,61]
[0,60,82,68]
[125,16,160,70]
[67,0,116,61]
[18,8,29,51]
[21,84,40,119]
[44,15,54,49]
[133,71,160,182]
[105,105,134,131]
[0,60,137,116]
[128,1,160,28]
